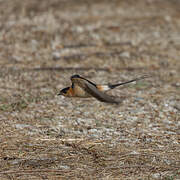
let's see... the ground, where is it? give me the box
[0,0,180,179]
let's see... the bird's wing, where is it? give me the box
[71,77,121,104]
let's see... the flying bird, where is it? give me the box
[58,74,149,104]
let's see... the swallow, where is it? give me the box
[58,74,149,104]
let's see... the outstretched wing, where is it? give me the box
[71,76,121,104]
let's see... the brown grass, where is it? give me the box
[0,0,180,179]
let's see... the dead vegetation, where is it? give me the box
[0,0,180,179]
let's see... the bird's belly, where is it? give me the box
[73,86,91,98]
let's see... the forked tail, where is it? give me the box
[109,75,150,89]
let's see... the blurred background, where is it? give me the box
[0,0,179,179]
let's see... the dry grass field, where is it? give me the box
[0,0,180,179]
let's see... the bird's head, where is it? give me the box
[58,87,70,96]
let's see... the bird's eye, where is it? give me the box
[62,87,69,94]
[61,90,66,94]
